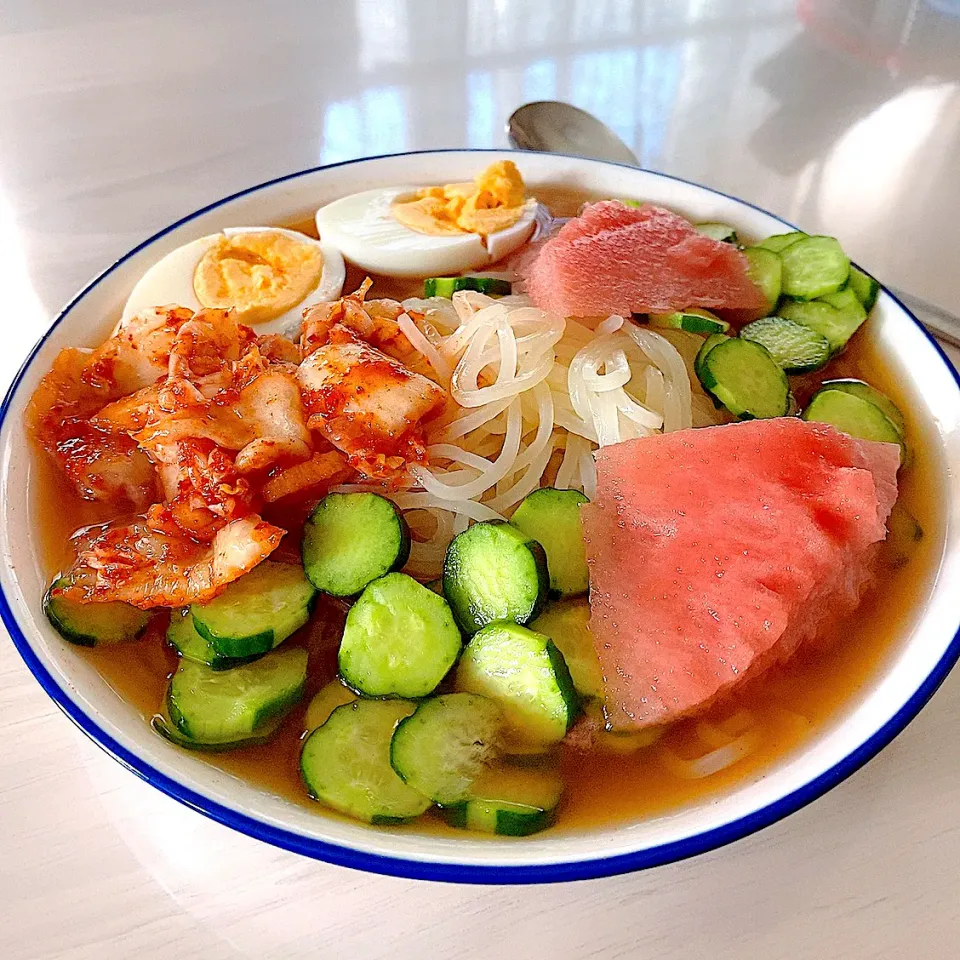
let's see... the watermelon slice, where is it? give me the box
[520,200,767,318]
[581,418,900,729]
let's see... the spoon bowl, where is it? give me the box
[507,101,640,167]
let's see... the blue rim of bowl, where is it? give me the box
[2,149,958,884]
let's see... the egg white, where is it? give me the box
[315,187,538,279]
[120,226,346,336]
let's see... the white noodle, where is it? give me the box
[623,324,693,432]
[396,311,451,383]
[556,434,588,489]
[659,730,758,780]
[413,397,523,501]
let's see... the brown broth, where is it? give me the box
[32,197,948,838]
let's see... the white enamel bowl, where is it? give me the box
[3,150,958,883]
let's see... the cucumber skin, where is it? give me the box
[443,801,554,836]
[168,674,305,743]
[192,617,276,660]
[699,338,790,420]
[43,578,151,647]
[300,699,431,824]
[443,521,550,634]
[166,651,307,745]
[191,568,317,660]
[166,610,258,671]
[511,488,590,598]
[302,492,411,598]
[152,712,283,753]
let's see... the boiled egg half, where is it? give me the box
[315,160,538,278]
[121,227,346,336]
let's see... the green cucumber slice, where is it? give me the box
[442,764,563,836]
[456,622,578,750]
[848,266,880,312]
[801,388,904,450]
[742,247,783,315]
[43,577,151,647]
[191,562,316,660]
[884,502,924,568]
[694,333,730,383]
[698,338,790,420]
[694,222,739,244]
[390,693,504,805]
[167,647,307,746]
[423,276,512,298]
[443,521,549,633]
[648,308,730,335]
[530,599,604,700]
[739,316,830,373]
[152,708,284,752]
[779,236,850,300]
[755,231,808,253]
[300,699,431,824]
[818,379,906,437]
[302,492,410,597]
[166,608,256,670]
[778,297,866,353]
[339,573,462,698]
[510,488,589,597]
[303,680,358,732]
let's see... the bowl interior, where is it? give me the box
[2,150,958,882]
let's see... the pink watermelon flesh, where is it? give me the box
[581,418,900,730]
[520,200,768,318]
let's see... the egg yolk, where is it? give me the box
[193,231,324,324]
[391,161,527,239]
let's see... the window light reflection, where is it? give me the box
[320,87,410,164]
[0,181,47,389]
[355,0,410,72]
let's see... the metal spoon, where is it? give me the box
[507,101,960,348]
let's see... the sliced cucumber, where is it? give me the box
[583,700,664,754]
[755,231,808,253]
[443,764,563,837]
[819,286,865,313]
[153,708,284,753]
[694,333,730,383]
[43,577,151,647]
[818,379,906,437]
[742,247,783,315]
[191,562,316,660]
[302,492,410,597]
[848,266,880,312]
[885,502,923,568]
[510,488,589,597]
[167,608,256,670]
[304,679,358,732]
[698,338,790,420]
[167,647,307,746]
[456,622,578,750]
[443,521,549,633]
[300,699,431,824]
[694,222,739,244]
[780,236,850,300]
[648,308,729,335]
[339,573,462,698]
[423,276,512,298]
[530,599,603,700]
[390,693,504,805]
[739,316,830,373]
[802,388,904,450]
[778,297,866,354]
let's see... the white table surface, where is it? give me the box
[2,2,959,957]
